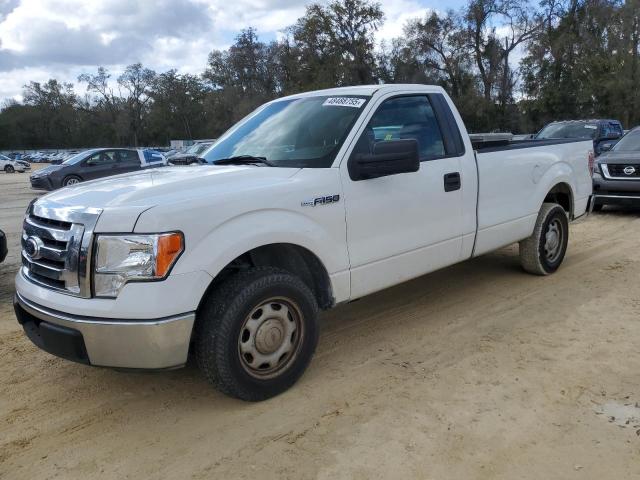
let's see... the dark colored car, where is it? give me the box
[29,148,167,190]
[168,142,213,165]
[592,127,640,210]
[0,229,7,263]
[535,119,624,155]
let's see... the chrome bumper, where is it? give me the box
[14,293,195,369]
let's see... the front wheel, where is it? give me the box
[520,203,569,275]
[62,175,81,187]
[4,165,14,173]
[195,267,319,401]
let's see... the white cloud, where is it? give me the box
[376,0,432,43]
[0,0,446,101]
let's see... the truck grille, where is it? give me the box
[21,201,101,297]
[603,164,640,179]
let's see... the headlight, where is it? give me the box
[93,232,184,298]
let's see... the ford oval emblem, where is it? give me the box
[25,236,44,260]
[624,166,636,175]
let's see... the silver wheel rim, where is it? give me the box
[65,178,79,186]
[238,297,304,379]
[6,166,13,173]
[544,218,563,263]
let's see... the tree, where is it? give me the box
[117,63,156,146]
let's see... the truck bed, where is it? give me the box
[471,138,593,257]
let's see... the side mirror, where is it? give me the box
[599,142,614,152]
[350,139,420,181]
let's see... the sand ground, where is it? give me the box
[1,165,639,479]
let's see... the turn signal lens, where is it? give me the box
[156,233,184,277]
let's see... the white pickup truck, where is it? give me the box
[14,85,593,401]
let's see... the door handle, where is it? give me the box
[444,172,461,192]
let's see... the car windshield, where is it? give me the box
[186,143,211,155]
[612,129,640,152]
[0,154,10,161]
[63,149,97,165]
[202,95,369,168]
[536,122,598,140]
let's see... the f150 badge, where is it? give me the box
[301,195,340,207]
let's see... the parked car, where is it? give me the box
[29,148,167,190]
[0,154,28,173]
[14,84,593,401]
[168,142,213,165]
[592,126,640,210]
[15,160,31,171]
[535,119,624,156]
[0,229,6,263]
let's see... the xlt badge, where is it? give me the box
[301,195,340,207]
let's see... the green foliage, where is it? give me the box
[0,0,638,149]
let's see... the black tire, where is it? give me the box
[592,203,603,212]
[519,202,569,275]
[4,165,14,173]
[195,267,319,401]
[62,175,81,187]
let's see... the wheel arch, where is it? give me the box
[543,182,574,218]
[197,243,335,314]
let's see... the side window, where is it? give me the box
[86,150,117,166]
[612,123,623,136]
[351,96,446,161]
[119,150,140,164]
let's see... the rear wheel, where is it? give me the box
[4,165,14,173]
[62,175,81,187]
[520,203,569,275]
[195,267,319,401]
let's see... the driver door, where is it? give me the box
[340,93,466,298]
[83,150,118,180]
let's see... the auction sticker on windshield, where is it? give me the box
[323,97,366,108]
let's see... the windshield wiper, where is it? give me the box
[214,155,276,166]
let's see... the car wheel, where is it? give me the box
[62,175,81,187]
[519,203,569,275]
[196,267,319,401]
[4,165,14,173]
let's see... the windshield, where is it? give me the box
[612,129,640,152]
[536,122,598,140]
[202,95,369,168]
[0,154,10,161]
[186,143,211,155]
[63,149,97,165]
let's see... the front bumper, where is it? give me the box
[29,175,53,190]
[592,174,640,207]
[14,293,195,369]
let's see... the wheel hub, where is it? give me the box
[255,319,285,354]
[237,298,303,379]
[544,219,563,262]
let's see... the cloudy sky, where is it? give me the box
[0,0,468,102]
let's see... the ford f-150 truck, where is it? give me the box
[14,85,594,401]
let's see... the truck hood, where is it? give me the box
[598,151,640,164]
[36,165,300,232]
[41,165,300,208]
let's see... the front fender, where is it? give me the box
[174,208,348,280]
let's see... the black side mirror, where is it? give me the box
[350,139,420,181]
